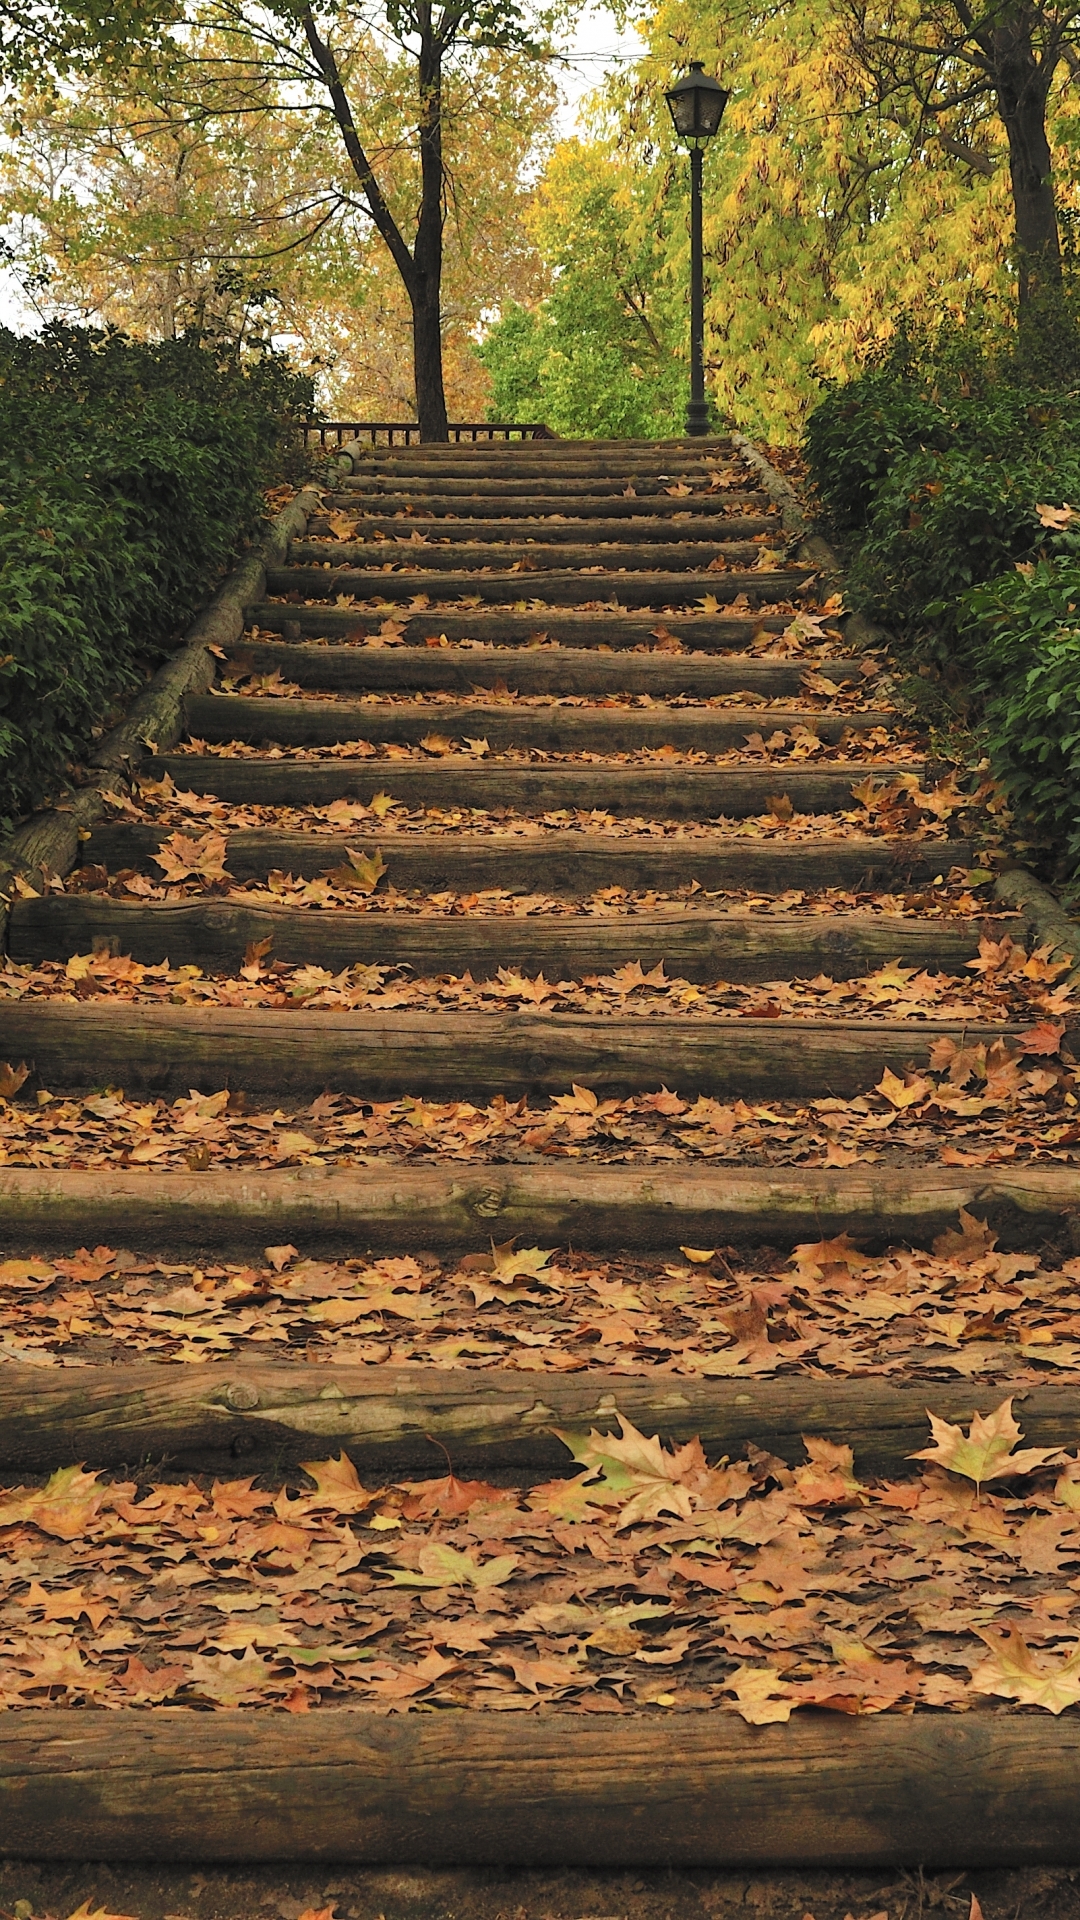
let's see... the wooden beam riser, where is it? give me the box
[185,695,894,753]
[3,1715,1080,1866]
[267,568,813,609]
[228,641,838,697]
[0,1004,1024,1101]
[83,826,975,894]
[149,758,919,815]
[249,605,793,648]
[1,1164,1075,1257]
[8,898,1004,979]
[3,1364,1080,1480]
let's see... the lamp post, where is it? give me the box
[665,62,730,437]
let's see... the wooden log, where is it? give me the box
[287,540,777,574]
[227,639,842,697]
[151,756,921,815]
[996,867,1080,983]
[186,694,897,754]
[3,1711,1080,1866]
[83,825,975,894]
[0,1002,1026,1101]
[2,1161,1076,1257]
[249,602,792,648]
[323,489,771,516]
[8,895,1004,980]
[3,1362,1080,1479]
[305,513,778,544]
[267,565,815,609]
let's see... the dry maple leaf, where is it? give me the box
[63,1903,141,1920]
[324,847,387,893]
[911,1397,1064,1491]
[151,830,230,883]
[722,1663,794,1724]
[555,1412,702,1529]
[971,1622,1080,1712]
[419,732,454,754]
[297,1452,376,1514]
[381,1542,518,1589]
[0,1059,29,1098]
[0,1463,106,1537]
[1036,503,1077,530]
[931,1208,997,1262]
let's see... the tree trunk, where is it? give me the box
[412,40,449,440]
[993,19,1061,304]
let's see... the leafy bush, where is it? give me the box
[803,313,1080,873]
[0,323,310,828]
[960,540,1080,867]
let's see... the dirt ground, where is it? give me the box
[1,1864,1079,1920]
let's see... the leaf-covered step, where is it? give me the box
[250,603,794,649]
[229,639,849,698]
[148,756,917,814]
[288,538,774,573]
[306,513,778,544]
[9,894,1001,980]
[0,1001,1029,1101]
[267,566,815,609]
[83,825,972,893]
[186,694,898,754]
[324,488,772,516]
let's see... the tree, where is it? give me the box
[478,139,685,435]
[842,0,1080,312]
[495,0,1080,439]
[150,0,565,436]
[0,28,553,419]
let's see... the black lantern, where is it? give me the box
[664,61,730,147]
[665,63,730,435]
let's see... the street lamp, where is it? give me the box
[665,62,730,437]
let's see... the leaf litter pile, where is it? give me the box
[6,1400,1080,1719]
[6,1219,1080,1383]
[0,934,1070,1025]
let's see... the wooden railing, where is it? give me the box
[305,420,553,448]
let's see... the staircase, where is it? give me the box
[1,435,1078,1870]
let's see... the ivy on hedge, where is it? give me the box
[0,323,310,828]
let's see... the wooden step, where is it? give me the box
[2,1159,1072,1257]
[187,694,899,753]
[85,825,971,893]
[228,640,852,698]
[3,1362,1079,1480]
[326,489,771,516]
[4,1711,1071,1868]
[287,538,773,573]
[149,755,922,813]
[341,475,755,500]
[9,894,1000,979]
[267,566,815,609]
[250,604,794,648]
[306,513,778,544]
[1,1001,1025,1101]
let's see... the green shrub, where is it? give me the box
[0,323,310,828]
[803,311,1080,873]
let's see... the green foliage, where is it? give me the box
[476,141,685,439]
[961,546,1080,868]
[0,322,309,828]
[805,313,1080,872]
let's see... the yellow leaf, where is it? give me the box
[910,1396,1063,1490]
[971,1623,1080,1712]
